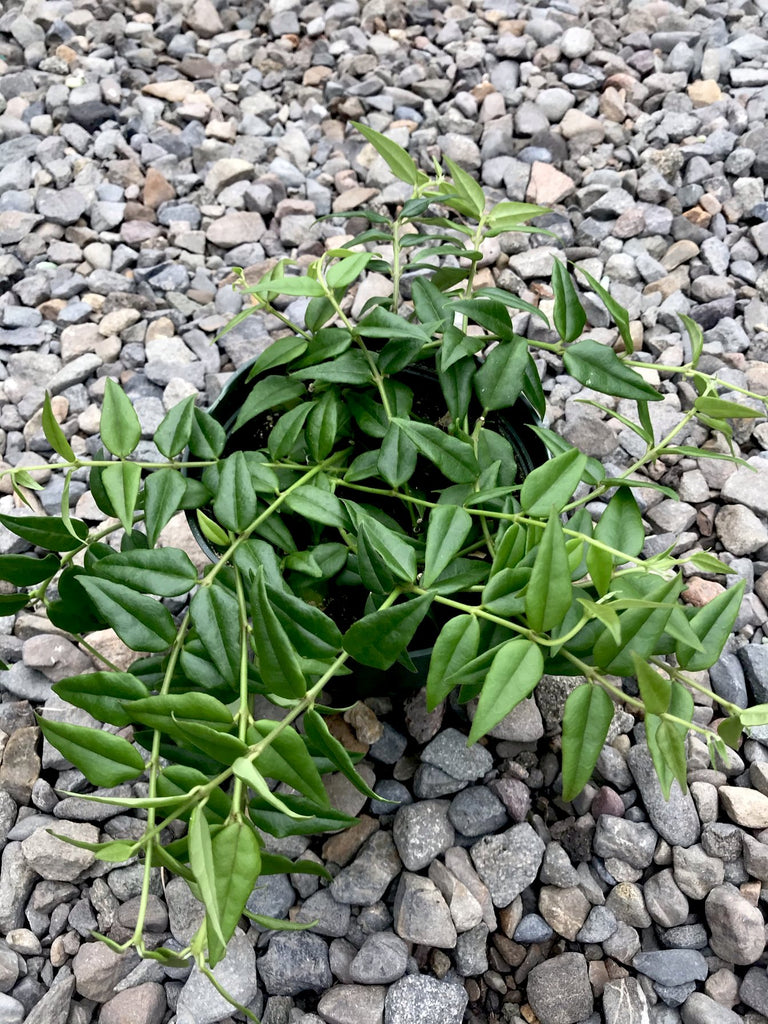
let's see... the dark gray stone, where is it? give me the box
[633,950,708,987]
[448,787,507,837]
[257,932,332,996]
[627,746,700,847]
[420,728,492,782]
[348,932,408,984]
[384,975,468,1024]
[526,953,593,1024]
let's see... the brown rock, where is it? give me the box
[323,815,379,866]
[142,80,196,103]
[688,80,722,107]
[206,212,266,249]
[0,726,40,803]
[333,187,380,213]
[526,161,575,206]
[303,66,333,87]
[142,168,175,210]
[682,577,725,607]
[99,982,166,1024]
[661,239,700,270]
[344,703,383,745]
[560,109,605,141]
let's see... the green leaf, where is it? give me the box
[189,408,226,459]
[213,451,257,534]
[303,708,379,799]
[175,720,247,766]
[426,615,480,710]
[646,712,688,798]
[47,833,136,863]
[291,351,371,386]
[575,266,634,353]
[520,448,587,516]
[685,550,736,575]
[53,671,150,728]
[248,794,356,838]
[443,155,486,218]
[739,705,768,727]
[718,715,742,749]
[474,286,550,326]
[284,486,348,530]
[259,853,331,879]
[267,586,341,657]
[633,654,671,715]
[564,340,661,402]
[680,313,703,368]
[560,683,614,801]
[0,594,29,616]
[144,468,187,548]
[525,511,572,632]
[393,418,479,484]
[100,379,141,458]
[249,722,329,807]
[0,513,88,552]
[326,251,375,290]
[694,396,763,419]
[249,275,325,297]
[0,553,59,586]
[343,593,433,670]
[576,596,621,645]
[351,511,417,590]
[450,298,515,341]
[128,692,233,746]
[42,393,76,463]
[37,717,145,787]
[676,580,745,671]
[592,574,682,676]
[268,402,313,459]
[468,639,544,743]
[305,390,341,462]
[196,510,230,548]
[551,259,586,344]
[211,821,261,953]
[76,577,176,652]
[251,568,306,698]
[487,201,551,232]
[377,422,417,488]
[190,583,241,685]
[101,461,141,533]
[474,339,529,412]
[351,120,423,186]
[234,377,305,432]
[189,805,227,956]
[155,396,195,459]
[245,336,308,380]
[412,278,450,328]
[422,505,473,588]
[587,487,645,596]
[233,758,309,818]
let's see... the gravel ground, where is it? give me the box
[0,0,768,1022]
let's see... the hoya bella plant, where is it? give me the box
[1,124,767,1008]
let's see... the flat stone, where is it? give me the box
[21,820,98,881]
[330,831,401,905]
[0,210,42,244]
[644,869,689,928]
[73,943,135,1001]
[421,728,492,782]
[99,982,166,1024]
[393,800,454,870]
[470,823,545,906]
[526,953,594,1024]
[316,985,385,1024]
[633,950,707,987]
[204,159,255,196]
[721,458,768,516]
[705,884,767,965]
[393,873,457,948]
[35,188,87,226]
[177,930,259,1022]
[681,993,743,1024]
[257,932,330,998]
[593,815,658,868]
[740,966,768,1016]
[602,978,650,1024]
[384,975,468,1024]
[0,843,38,932]
[206,212,266,249]
[672,844,724,899]
[538,885,591,940]
[720,786,768,827]
[22,964,75,1024]
[349,932,408,984]
[448,787,507,837]
[627,745,700,847]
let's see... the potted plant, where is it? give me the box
[1,124,766,1014]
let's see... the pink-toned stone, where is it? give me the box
[526,161,576,206]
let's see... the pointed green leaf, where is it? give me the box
[233,758,309,818]
[212,821,261,948]
[245,335,308,380]
[249,275,326,297]
[592,575,682,676]
[422,505,473,588]
[0,553,59,586]
[37,717,145,787]
[393,418,479,484]
[76,577,176,652]
[632,654,671,715]
[249,722,329,807]
[695,396,763,419]
[53,671,150,728]
[101,461,141,533]
[468,639,544,744]
[188,804,227,956]
[351,120,422,186]
[0,513,88,552]
[377,422,417,488]
[144,469,188,548]
[551,259,586,344]
[234,376,306,432]
[560,683,614,801]
[189,408,226,459]
[190,583,241,685]
[155,396,195,459]
[343,593,433,670]
[101,378,141,457]
[564,340,662,402]
[474,338,529,412]
[213,451,257,534]
[303,708,379,799]
[575,265,633,353]
[284,486,348,530]
[42,393,76,463]
[520,448,587,516]
[426,615,480,711]
[444,155,486,218]
[266,584,342,658]
[47,833,136,863]
[251,568,306,698]
[526,511,572,632]
[676,581,745,671]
